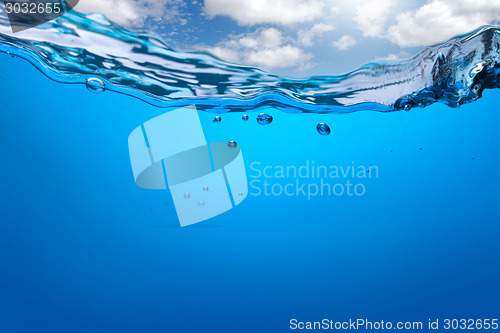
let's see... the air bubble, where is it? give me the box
[86,77,105,94]
[403,104,411,111]
[238,192,243,196]
[213,115,222,123]
[257,113,273,125]
[316,123,331,136]
[242,115,249,121]
[418,147,423,151]
[227,141,237,149]
[203,186,209,191]
[184,193,191,199]
[197,200,205,207]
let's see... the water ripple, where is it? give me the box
[1,5,499,113]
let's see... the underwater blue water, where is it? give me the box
[1,7,500,333]
[1,49,500,332]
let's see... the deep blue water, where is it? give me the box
[1,49,500,332]
[1,7,500,333]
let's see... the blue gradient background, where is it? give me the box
[0,52,499,333]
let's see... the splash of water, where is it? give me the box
[0,5,499,113]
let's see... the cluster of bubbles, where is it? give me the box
[85,83,331,136]
[213,112,274,125]
[182,186,244,207]
[398,100,426,112]
[216,112,331,136]
[183,188,208,207]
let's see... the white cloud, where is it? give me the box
[257,27,284,48]
[205,46,240,63]
[354,0,394,37]
[75,0,184,27]
[386,0,500,47]
[203,0,325,26]
[298,23,335,47]
[332,35,357,51]
[245,45,313,69]
[375,51,409,61]
[204,28,313,70]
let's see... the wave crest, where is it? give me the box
[1,6,499,113]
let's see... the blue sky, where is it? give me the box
[73,0,500,77]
